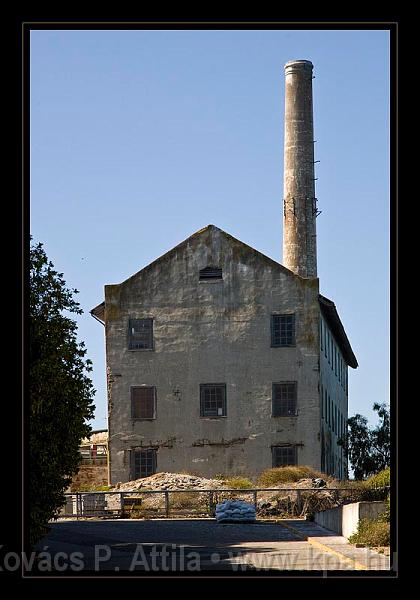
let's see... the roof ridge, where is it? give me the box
[114,224,297,287]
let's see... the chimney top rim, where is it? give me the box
[284,59,313,70]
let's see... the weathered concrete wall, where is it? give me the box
[314,501,386,539]
[320,314,348,479]
[283,60,317,278]
[105,225,321,484]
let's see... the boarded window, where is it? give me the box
[272,382,297,417]
[272,445,297,467]
[271,314,295,347]
[132,449,157,479]
[200,384,226,417]
[199,266,222,280]
[131,387,156,419]
[129,318,153,350]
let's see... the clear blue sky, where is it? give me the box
[30,29,390,431]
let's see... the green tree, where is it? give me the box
[338,403,390,479]
[30,239,95,546]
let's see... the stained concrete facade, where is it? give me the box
[93,226,325,483]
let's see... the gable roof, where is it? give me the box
[90,225,357,369]
[319,294,358,368]
[90,224,299,321]
[122,224,296,285]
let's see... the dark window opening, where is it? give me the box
[199,266,222,280]
[328,395,331,427]
[200,384,226,417]
[132,448,157,479]
[272,445,297,467]
[129,318,153,350]
[324,389,327,421]
[272,382,297,417]
[271,314,295,347]
[131,386,156,419]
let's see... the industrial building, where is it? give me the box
[91,60,357,484]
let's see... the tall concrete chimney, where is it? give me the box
[283,59,317,278]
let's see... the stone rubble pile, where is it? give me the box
[215,500,256,523]
[112,472,226,492]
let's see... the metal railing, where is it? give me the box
[59,486,389,520]
[80,457,108,466]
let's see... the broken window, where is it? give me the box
[128,318,153,350]
[271,314,295,347]
[131,386,156,419]
[272,445,297,467]
[200,384,226,417]
[272,382,297,417]
[131,448,157,479]
[199,266,223,280]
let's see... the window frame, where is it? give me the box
[271,313,296,348]
[200,383,227,418]
[131,386,157,420]
[128,317,154,351]
[272,381,298,417]
[131,448,157,479]
[272,445,297,467]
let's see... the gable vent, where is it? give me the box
[199,266,223,280]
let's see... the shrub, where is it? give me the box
[74,484,111,492]
[170,492,206,509]
[348,518,390,548]
[352,468,391,501]
[129,509,147,519]
[257,466,323,487]
[363,468,390,490]
[377,497,390,523]
[224,476,254,489]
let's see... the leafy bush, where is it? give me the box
[348,518,390,547]
[353,468,391,501]
[224,476,254,489]
[377,497,390,523]
[363,468,390,490]
[257,466,323,487]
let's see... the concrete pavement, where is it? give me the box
[34,518,391,572]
